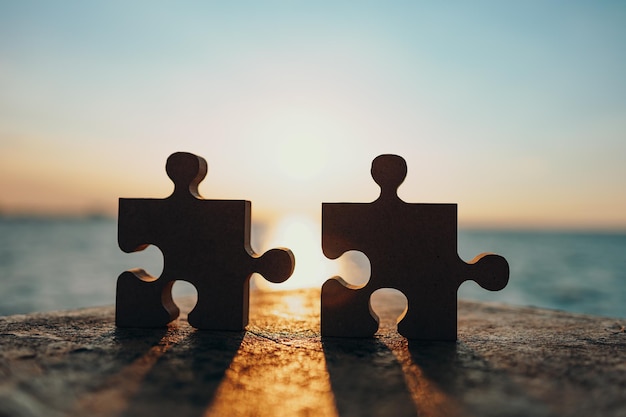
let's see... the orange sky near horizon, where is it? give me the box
[1,2,626,232]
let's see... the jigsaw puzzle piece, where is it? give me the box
[188,247,294,330]
[166,151,207,198]
[392,254,508,340]
[462,253,510,291]
[253,248,296,284]
[321,154,509,340]
[116,151,295,330]
[321,277,378,337]
[116,269,178,327]
[400,253,508,340]
[397,287,458,340]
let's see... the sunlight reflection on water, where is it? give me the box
[0,217,625,318]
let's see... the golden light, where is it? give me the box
[252,214,372,291]
[253,214,333,291]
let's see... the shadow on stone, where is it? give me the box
[119,329,244,417]
[322,337,418,417]
[113,327,171,353]
[407,341,553,417]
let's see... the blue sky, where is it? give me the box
[1,1,625,229]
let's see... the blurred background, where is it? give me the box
[1,1,625,317]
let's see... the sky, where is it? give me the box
[1,1,626,231]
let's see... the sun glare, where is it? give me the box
[252,214,372,291]
[253,214,333,290]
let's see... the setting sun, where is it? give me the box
[252,213,372,291]
[2,4,626,415]
[253,214,332,290]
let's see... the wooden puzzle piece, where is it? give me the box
[116,152,295,330]
[321,154,509,340]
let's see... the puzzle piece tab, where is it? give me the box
[321,154,509,340]
[116,152,295,330]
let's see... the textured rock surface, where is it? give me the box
[1,289,625,417]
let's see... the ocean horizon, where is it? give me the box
[1,216,625,319]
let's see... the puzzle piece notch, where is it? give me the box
[321,154,509,341]
[116,151,295,330]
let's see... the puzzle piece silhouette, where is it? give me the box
[116,152,295,330]
[321,154,509,340]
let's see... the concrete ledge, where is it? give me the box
[1,289,625,417]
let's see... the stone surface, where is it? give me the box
[1,288,625,417]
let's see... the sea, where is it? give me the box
[0,216,625,319]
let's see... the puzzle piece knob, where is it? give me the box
[371,154,407,199]
[470,253,510,291]
[255,248,296,284]
[166,152,208,197]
